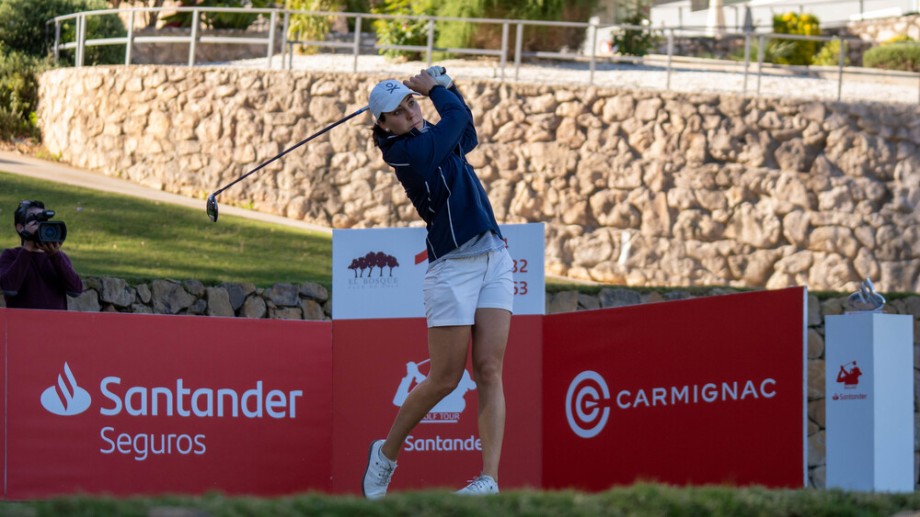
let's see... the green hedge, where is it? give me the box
[812,39,849,66]
[0,47,46,140]
[0,0,125,65]
[372,0,436,61]
[0,0,127,142]
[771,11,821,65]
[862,42,920,72]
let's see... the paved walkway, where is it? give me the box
[0,150,332,234]
[232,54,920,106]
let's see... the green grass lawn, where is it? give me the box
[1,483,919,516]
[0,171,332,288]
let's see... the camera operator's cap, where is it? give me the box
[369,79,418,121]
[14,199,42,225]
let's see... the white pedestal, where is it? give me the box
[825,313,914,492]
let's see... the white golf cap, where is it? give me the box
[369,79,416,120]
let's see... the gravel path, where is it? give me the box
[227,53,920,106]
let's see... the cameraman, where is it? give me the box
[0,200,82,310]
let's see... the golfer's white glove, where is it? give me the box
[425,66,453,89]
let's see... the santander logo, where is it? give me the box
[40,362,92,416]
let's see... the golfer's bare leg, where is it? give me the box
[471,308,511,480]
[381,325,471,461]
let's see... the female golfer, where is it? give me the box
[361,68,513,498]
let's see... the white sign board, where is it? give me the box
[332,223,545,319]
[825,313,914,492]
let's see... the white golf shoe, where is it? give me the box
[455,474,499,495]
[362,439,396,499]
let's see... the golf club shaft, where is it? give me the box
[212,105,369,198]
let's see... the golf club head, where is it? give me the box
[206,193,219,222]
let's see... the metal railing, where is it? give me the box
[50,6,920,104]
[653,0,920,30]
[52,6,280,67]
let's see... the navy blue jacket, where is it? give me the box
[375,85,502,261]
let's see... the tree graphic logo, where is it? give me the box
[348,251,400,278]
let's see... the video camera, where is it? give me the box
[21,209,67,244]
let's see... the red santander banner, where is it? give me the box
[0,287,806,498]
[543,287,807,490]
[1,309,333,498]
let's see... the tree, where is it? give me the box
[106,0,168,29]
[386,255,399,276]
[0,0,126,64]
[436,0,600,58]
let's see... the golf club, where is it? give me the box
[206,105,369,222]
[206,67,448,222]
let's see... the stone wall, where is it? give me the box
[2,278,917,489]
[666,14,920,64]
[667,32,872,66]
[38,66,920,292]
[0,277,332,320]
[847,13,920,43]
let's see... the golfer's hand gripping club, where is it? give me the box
[425,66,452,89]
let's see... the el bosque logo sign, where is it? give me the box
[348,251,400,278]
[347,250,402,289]
[565,370,778,439]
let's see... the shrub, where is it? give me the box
[0,0,125,65]
[0,0,72,57]
[862,42,920,72]
[882,34,914,45]
[734,38,798,64]
[610,11,659,57]
[69,0,126,65]
[812,39,850,66]
[433,0,478,58]
[771,11,820,65]
[161,0,273,31]
[0,47,46,140]
[286,0,344,55]
[435,0,599,59]
[372,0,436,62]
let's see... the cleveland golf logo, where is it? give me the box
[41,362,92,416]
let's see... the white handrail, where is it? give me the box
[49,6,920,104]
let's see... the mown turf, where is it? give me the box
[0,171,331,288]
[1,484,919,516]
